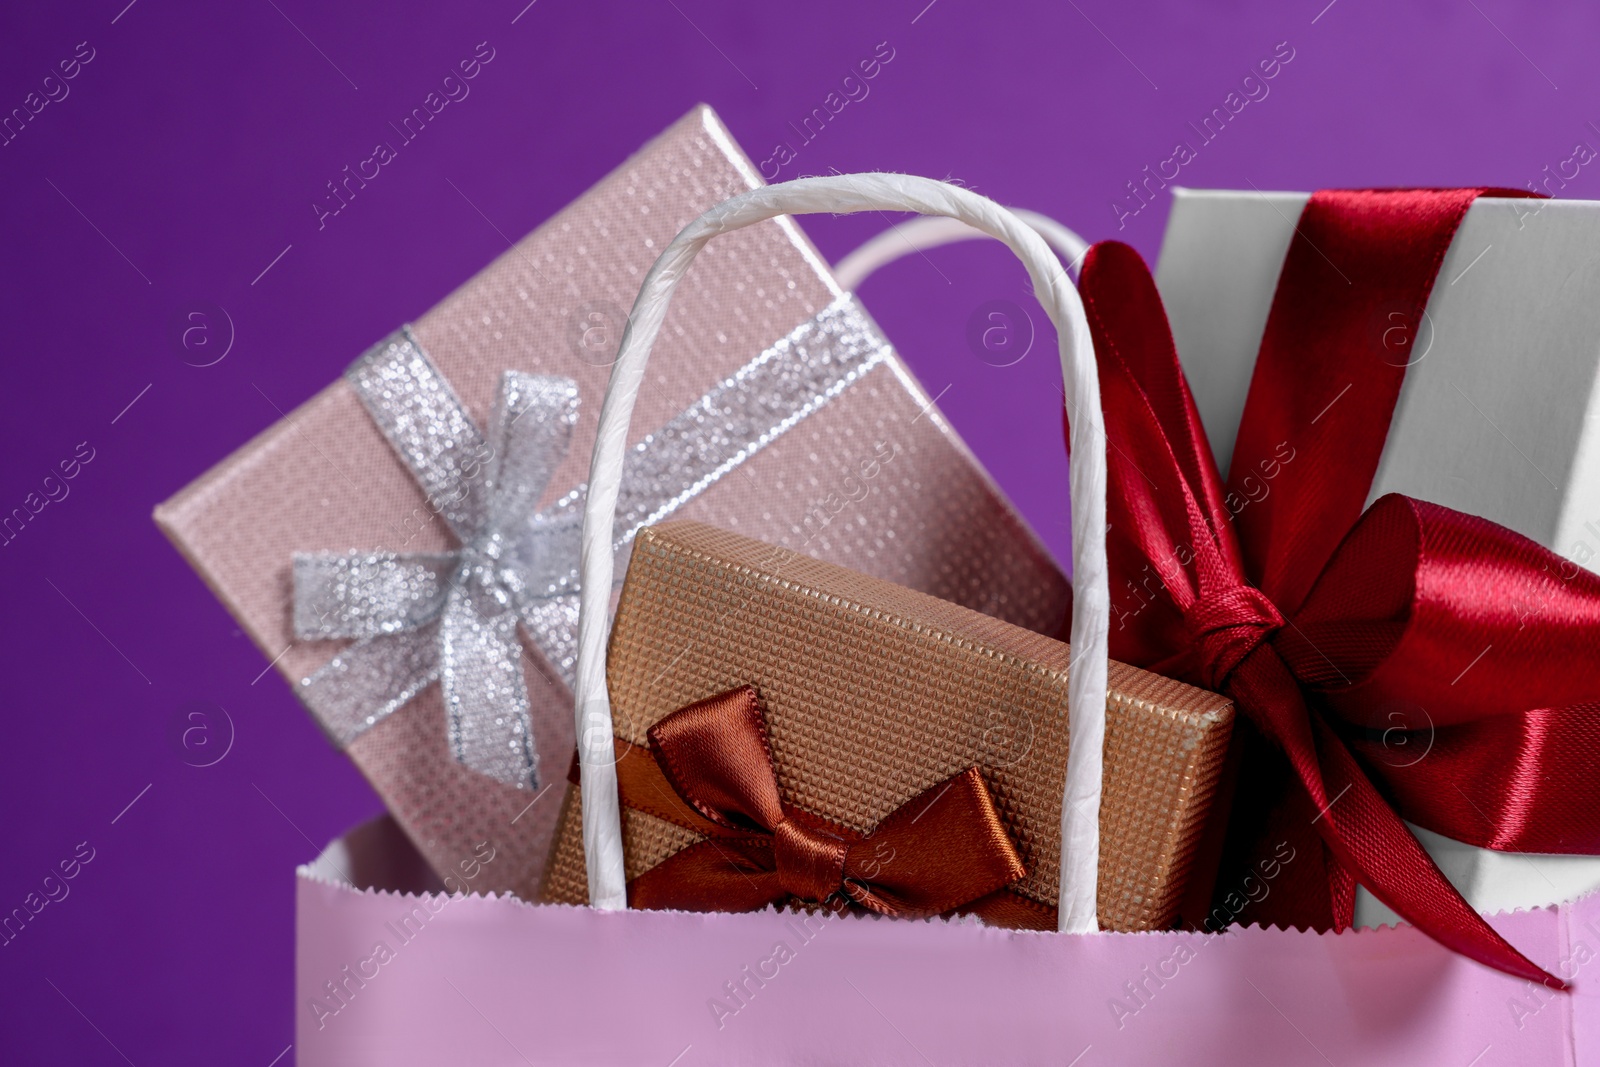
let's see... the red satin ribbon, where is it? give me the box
[1072,188,1599,987]
[611,686,1029,919]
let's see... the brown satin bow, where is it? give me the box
[604,686,1028,918]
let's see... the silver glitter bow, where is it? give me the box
[292,297,890,790]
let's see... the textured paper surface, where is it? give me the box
[1155,189,1600,926]
[154,107,1070,902]
[542,521,1233,931]
[297,817,1594,1067]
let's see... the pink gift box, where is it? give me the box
[297,816,1597,1066]
[154,106,1068,902]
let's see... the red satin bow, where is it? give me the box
[615,686,1028,918]
[1073,188,1600,987]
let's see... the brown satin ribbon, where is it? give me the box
[585,686,1035,922]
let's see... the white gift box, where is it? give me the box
[1154,189,1600,925]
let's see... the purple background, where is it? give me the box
[2,0,1595,1061]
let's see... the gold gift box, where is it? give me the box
[544,521,1233,930]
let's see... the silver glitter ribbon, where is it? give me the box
[292,296,889,790]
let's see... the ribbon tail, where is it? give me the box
[507,509,629,683]
[479,371,585,690]
[298,625,441,748]
[292,551,456,639]
[1311,715,1564,987]
[514,593,581,689]
[627,839,783,913]
[439,592,539,790]
[1232,649,1563,987]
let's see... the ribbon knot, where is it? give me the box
[603,685,1028,918]
[771,819,849,904]
[1185,584,1285,691]
[291,331,583,790]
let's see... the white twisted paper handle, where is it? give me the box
[575,174,1110,934]
[832,208,1091,291]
